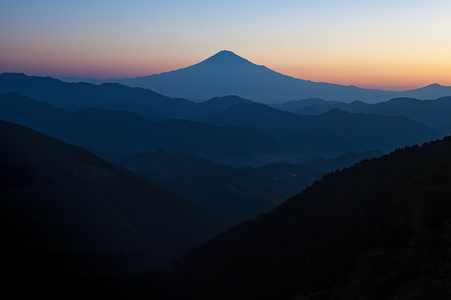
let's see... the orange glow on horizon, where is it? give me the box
[266,58,451,92]
[2,43,450,91]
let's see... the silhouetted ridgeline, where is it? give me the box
[0,72,192,115]
[159,136,451,300]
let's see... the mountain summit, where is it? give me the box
[197,50,254,66]
[167,50,263,75]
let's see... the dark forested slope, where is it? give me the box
[164,137,451,300]
[0,120,224,282]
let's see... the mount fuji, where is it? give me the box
[64,50,451,104]
[112,50,394,103]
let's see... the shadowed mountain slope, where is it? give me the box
[117,149,319,226]
[0,120,224,280]
[162,136,451,300]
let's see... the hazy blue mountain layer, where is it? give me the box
[201,102,440,155]
[0,92,439,165]
[273,96,451,135]
[0,72,194,116]
[0,93,279,166]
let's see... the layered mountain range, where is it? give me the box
[272,96,451,135]
[0,71,448,228]
[2,51,451,299]
[0,90,439,165]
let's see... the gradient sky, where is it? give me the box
[1,0,451,91]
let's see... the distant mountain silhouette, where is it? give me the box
[202,102,440,155]
[0,120,224,281]
[0,72,194,118]
[400,83,451,99]
[72,51,451,103]
[274,96,451,135]
[0,73,263,121]
[161,136,451,300]
[0,93,279,165]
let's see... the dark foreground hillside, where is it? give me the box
[0,121,224,298]
[161,137,451,300]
